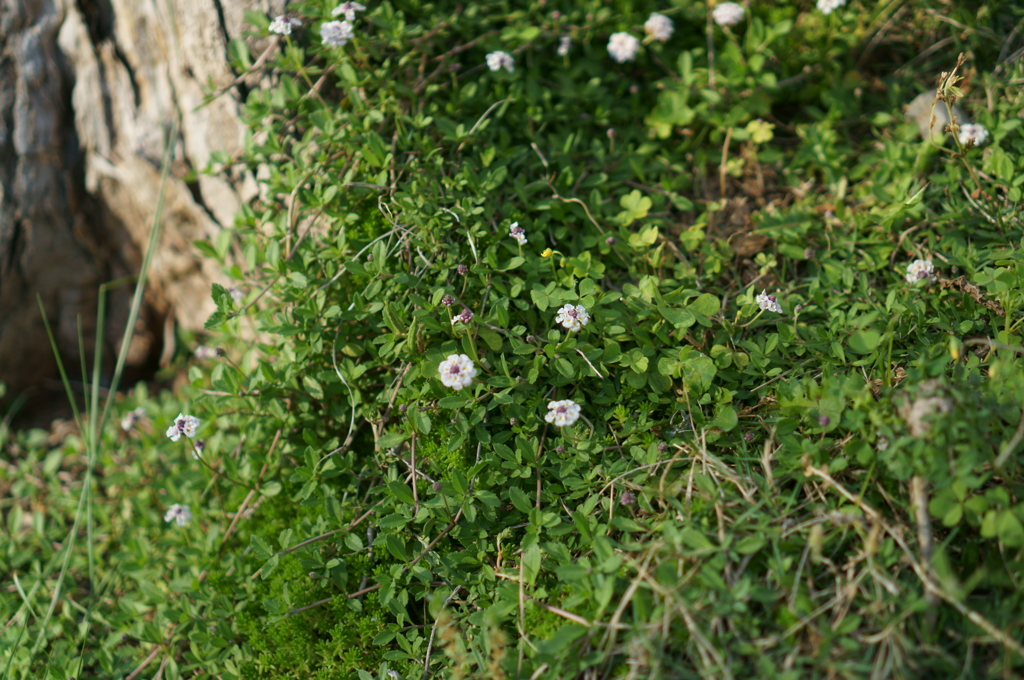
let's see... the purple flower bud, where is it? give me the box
[743,432,755,442]
[607,128,616,139]
[366,254,373,262]
[432,481,443,492]
[658,442,668,453]
[606,236,616,245]
[193,439,205,453]
[457,264,468,275]
[551,10,561,19]
[398,404,407,413]
[555,445,565,454]
[442,294,455,307]
[620,491,636,506]
[629,84,640,95]
[818,415,831,427]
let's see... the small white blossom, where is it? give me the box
[438,354,477,391]
[320,20,354,47]
[816,0,847,14]
[557,36,571,56]
[644,13,674,41]
[229,287,244,304]
[876,435,889,452]
[711,3,745,27]
[166,413,200,442]
[905,259,935,284]
[194,345,219,360]
[755,290,783,314]
[555,304,591,332]
[164,504,192,527]
[450,308,475,325]
[545,399,582,428]
[386,672,400,680]
[509,222,527,245]
[268,16,301,35]
[958,123,989,147]
[486,51,515,73]
[607,32,640,63]
[331,2,366,21]
[120,406,147,432]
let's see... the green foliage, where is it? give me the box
[7,0,1024,678]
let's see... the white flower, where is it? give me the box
[386,672,400,680]
[120,406,147,432]
[816,0,847,14]
[557,36,571,56]
[607,32,640,63]
[320,20,354,47]
[229,287,244,304]
[644,13,674,41]
[755,290,783,313]
[268,16,302,35]
[876,435,889,452]
[331,2,366,21]
[164,504,192,527]
[958,123,988,146]
[545,399,582,428]
[905,259,935,284]
[194,345,219,360]
[166,413,201,442]
[711,3,745,27]
[486,51,515,73]
[509,222,527,245]
[438,354,477,391]
[555,304,591,332]
[450,308,475,325]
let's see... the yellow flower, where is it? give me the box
[541,248,553,258]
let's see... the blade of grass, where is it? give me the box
[15,118,178,679]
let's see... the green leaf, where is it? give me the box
[733,535,766,554]
[383,302,408,335]
[509,487,533,514]
[388,481,415,504]
[377,431,408,449]
[250,535,273,560]
[409,408,431,435]
[385,534,408,561]
[848,330,882,354]
[523,543,542,584]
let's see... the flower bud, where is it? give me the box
[457,264,468,275]
[398,404,407,413]
[606,236,616,245]
[442,294,455,307]
[555,445,565,454]
[743,432,755,442]
[620,491,636,506]
[657,442,668,453]
[432,481,442,492]
[818,415,830,427]
[509,417,517,426]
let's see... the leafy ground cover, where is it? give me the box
[5,0,1024,678]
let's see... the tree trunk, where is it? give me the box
[0,0,282,416]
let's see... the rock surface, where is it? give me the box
[0,0,281,412]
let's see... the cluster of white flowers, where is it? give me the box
[509,222,527,245]
[557,36,571,56]
[555,304,591,332]
[320,20,354,47]
[712,2,746,27]
[332,1,366,21]
[269,16,302,36]
[166,413,200,442]
[816,0,847,14]
[644,13,674,41]
[120,406,147,432]
[958,123,989,147]
[164,504,192,527]
[451,307,475,325]
[755,290,783,314]
[486,51,515,73]
[229,287,245,304]
[194,345,219,360]
[607,32,640,63]
[545,399,582,428]
[438,354,477,391]
[905,259,935,284]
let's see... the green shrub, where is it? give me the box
[6,0,1024,678]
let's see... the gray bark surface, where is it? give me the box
[0,0,281,410]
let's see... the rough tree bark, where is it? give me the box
[0,0,282,415]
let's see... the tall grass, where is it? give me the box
[2,119,177,680]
